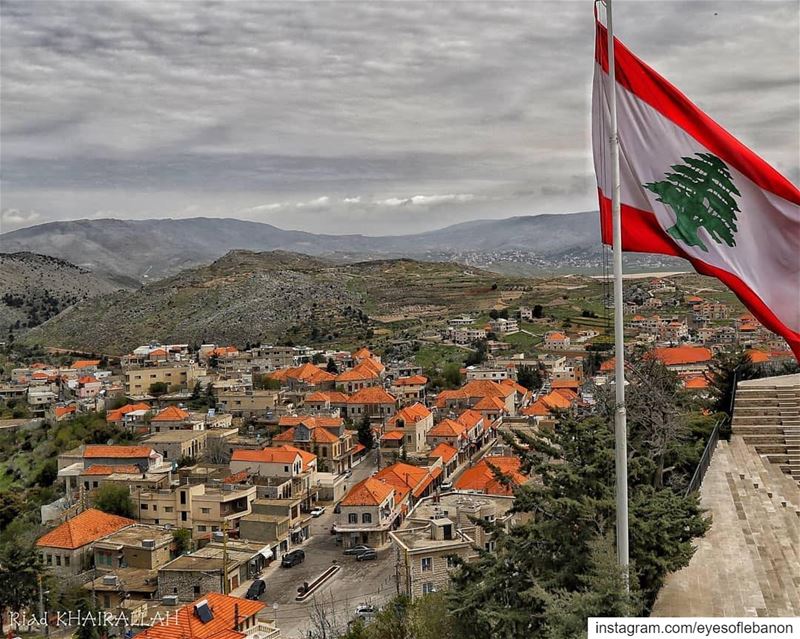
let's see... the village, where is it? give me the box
[0,274,795,639]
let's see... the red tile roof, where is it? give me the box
[346,387,396,404]
[649,346,712,366]
[473,396,506,411]
[78,376,98,384]
[137,593,264,639]
[429,443,458,464]
[152,406,190,422]
[81,464,141,476]
[683,376,710,389]
[72,360,101,369]
[272,445,317,470]
[84,445,154,459]
[380,430,406,441]
[428,418,468,439]
[395,375,428,386]
[375,462,433,498]
[341,477,394,506]
[106,403,151,422]
[551,379,579,389]
[454,457,526,495]
[456,409,484,431]
[387,403,430,427]
[36,508,134,549]
[231,448,301,464]
[55,405,77,419]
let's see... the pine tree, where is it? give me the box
[645,152,740,252]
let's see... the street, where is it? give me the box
[233,450,397,638]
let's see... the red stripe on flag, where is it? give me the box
[595,21,800,207]
[598,191,800,360]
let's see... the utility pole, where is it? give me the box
[222,519,229,595]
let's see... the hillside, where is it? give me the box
[0,252,134,334]
[25,251,529,354]
[0,212,683,282]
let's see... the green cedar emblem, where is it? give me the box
[644,152,740,252]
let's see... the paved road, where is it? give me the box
[235,450,396,638]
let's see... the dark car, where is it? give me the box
[356,549,378,561]
[245,579,266,600]
[343,544,374,556]
[281,549,305,568]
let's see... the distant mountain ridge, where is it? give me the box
[0,212,610,281]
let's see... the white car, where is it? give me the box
[310,506,326,517]
[355,604,377,619]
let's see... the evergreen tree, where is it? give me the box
[357,413,375,450]
[93,483,135,518]
[0,538,45,634]
[326,357,339,374]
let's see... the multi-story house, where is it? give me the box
[488,317,519,335]
[384,403,434,454]
[124,363,205,397]
[273,415,356,474]
[390,375,428,404]
[37,508,135,576]
[344,387,398,422]
[215,388,278,417]
[543,331,571,351]
[143,430,208,462]
[334,477,402,549]
[132,483,256,539]
[390,493,520,600]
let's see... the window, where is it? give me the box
[284,466,289,473]
[46,554,52,565]
[164,506,173,513]
[421,557,432,572]
[446,556,457,568]
[141,504,148,510]
[181,511,188,522]
[201,508,211,514]
[55,556,61,566]
[103,595,111,608]
[348,513,358,524]
[64,556,70,567]
[194,586,201,595]
[362,513,372,524]
[422,582,436,594]
[153,505,158,511]
[484,541,496,553]
[180,491,187,505]
[198,525,207,532]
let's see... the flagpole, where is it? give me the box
[604,0,630,583]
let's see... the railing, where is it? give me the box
[684,416,726,497]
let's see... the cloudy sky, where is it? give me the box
[1,0,798,235]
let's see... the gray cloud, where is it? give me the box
[1,0,797,235]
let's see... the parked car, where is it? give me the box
[343,544,374,556]
[356,549,378,561]
[355,604,377,619]
[344,469,353,479]
[310,506,326,517]
[440,480,453,492]
[245,579,266,600]
[281,549,305,568]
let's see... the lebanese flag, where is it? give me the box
[592,18,800,360]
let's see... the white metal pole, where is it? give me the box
[605,0,630,580]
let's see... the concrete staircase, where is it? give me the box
[732,379,800,482]
[653,436,800,616]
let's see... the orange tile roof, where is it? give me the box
[435,388,470,409]
[352,347,373,360]
[311,427,339,443]
[429,443,458,464]
[473,396,506,411]
[341,477,394,506]
[272,428,296,442]
[552,388,578,402]
[222,470,249,484]
[686,296,703,303]
[152,406,190,422]
[272,445,317,470]
[381,430,406,441]
[387,403,431,427]
[106,402,151,422]
[55,405,77,418]
[395,375,428,386]
[454,457,526,495]
[84,445,154,459]
[683,376,710,389]
[149,348,168,357]
[72,359,101,369]
[306,391,349,404]
[546,332,567,341]
[78,375,98,384]
[231,448,301,464]
[346,387,397,405]
[429,418,468,438]
[500,378,530,396]
[541,391,572,409]
[745,349,770,363]
[522,399,551,417]
[461,380,515,399]
[81,464,141,476]
[138,593,264,639]
[278,415,344,428]
[649,346,712,366]
[375,463,433,498]
[32,371,49,380]
[457,409,484,431]
[269,362,336,384]
[600,358,616,372]
[36,508,134,549]
[551,379,579,389]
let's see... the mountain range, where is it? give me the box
[1,211,682,282]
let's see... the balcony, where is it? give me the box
[244,620,280,639]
